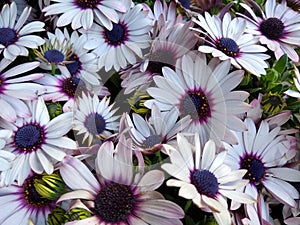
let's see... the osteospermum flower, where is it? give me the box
[0,2,45,60]
[0,58,45,122]
[0,97,77,186]
[240,0,300,62]
[82,3,153,72]
[34,69,109,112]
[42,0,127,30]
[121,20,197,94]
[34,28,73,71]
[161,133,254,225]
[73,92,120,146]
[145,53,250,146]
[0,172,64,225]
[192,12,270,76]
[125,104,191,154]
[58,136,185,225]
[224,118,300,209]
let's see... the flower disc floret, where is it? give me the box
[260,18,284,40]
[241,156,265,183]
[14,123,46,153]
[0,28,18,47]
[104,23,127,46]
[94,183,135,222]
[84,113,107,135]
[191,169,219,198]
[180,90,211,122]
[217,37,239,57]
[76,0,101,9]
[23,174,52,207]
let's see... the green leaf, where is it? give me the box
[273,54,288,74]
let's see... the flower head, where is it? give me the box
[192,12,270,76]
[145,53,250,146]
[42,0,127,30]
[82,3,153,72]
[0,97,77,186]
[73,92,120,146]
[58,135,184,225]
[0,2,45,60]
[161,133,254,225]
[240,0,300,62]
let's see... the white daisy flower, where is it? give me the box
[145,53,250,146]
[125,104,191,154]
[58,136,185,225]
[34,28,73,71]
[34,69,109,112]
[284,65,300,98]
[42,0,127,30]
[0,58,45,122]
[121,20,197,94]
[192,12,270,76]
[161,133,254,225]
[224,118,300,209]
[0,173,57,225]
[0,2,45,61]
[73,92,120,146]
[82,3,153,72]
[0,97,77,186]
[239,0,300,62]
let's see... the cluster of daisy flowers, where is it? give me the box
[0,0,300,225]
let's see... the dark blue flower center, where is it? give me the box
[23,174,52,207]
[14,123,45,153]
[217,37,239,57]
[104,23,127,46]
[142,134,163,149]
[260,17,284,40]
[191,169,219,198]
[84,112,106,135]
[66,54,82,76]
[241,156,265,183]
[179,0,190,9]
[62,76,80,98]
[76,0,100,9]
[44,49,65,64]
[94,183,135,223]
[180,90,211,123]
[0,27,18,47]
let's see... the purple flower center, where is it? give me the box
[260,17,284,40]
[94,183,135,223]
[191,169,219,198]
[23,174,52,207]
[62,76,80,98]
[217,37,239,57]
[75,0,100,9]
[241,156,265,183]
[104,23,127,46]
[44,49,65,64]
[180,90,211,123]
[14,123,45,153]
[66,54,82,76]
[84,112,106,135]
[0,27,18,47]
[143,134,163,148]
